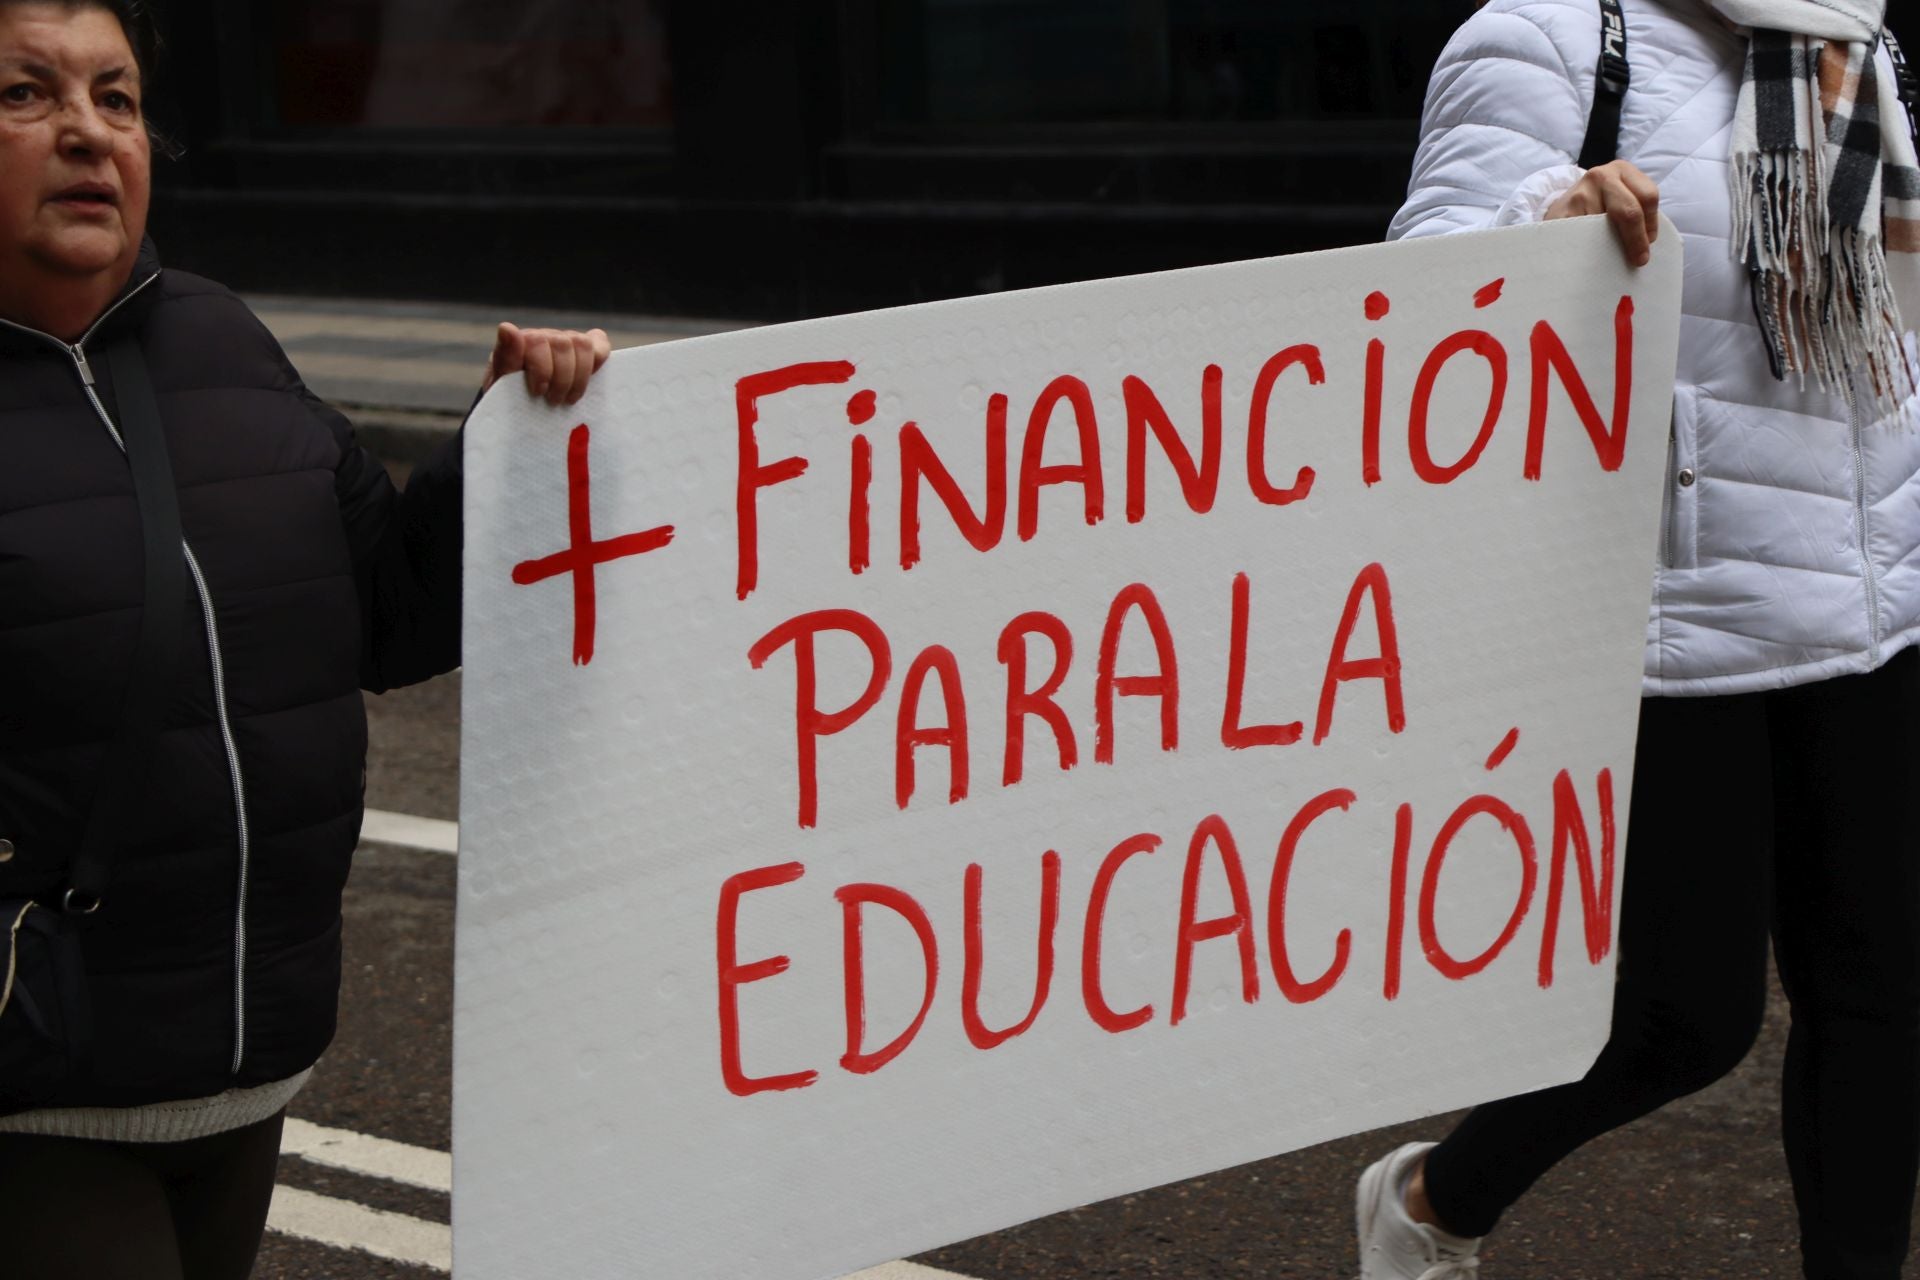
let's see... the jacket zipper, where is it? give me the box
[0,279,256,1076]
[1851,391,1884,664]
[1661,427,1677,569]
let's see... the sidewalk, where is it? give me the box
[244,294,747,460]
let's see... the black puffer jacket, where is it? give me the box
[0,240,461,1107]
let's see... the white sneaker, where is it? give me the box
[1355,1141,1483,1279]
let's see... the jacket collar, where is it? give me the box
[0,236,164,356]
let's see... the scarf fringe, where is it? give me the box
[1842,227,1920,419]
[1735,150,1918,418]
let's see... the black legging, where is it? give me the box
[1422,648,1920,1279]
[0,1110,284,1280]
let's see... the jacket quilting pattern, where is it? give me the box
[0,242,462,1108]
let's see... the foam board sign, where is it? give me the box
[455,217,1682,1280]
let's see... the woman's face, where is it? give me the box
[0,4,149,306]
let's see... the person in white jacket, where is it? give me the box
[1354,2,1920,1277]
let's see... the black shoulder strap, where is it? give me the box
[66,337,185,912]
[1885,26,1919,146]
[1578,0,1631,168]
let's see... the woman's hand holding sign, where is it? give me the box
[484,322,614,406]
[1545,159,1661,268]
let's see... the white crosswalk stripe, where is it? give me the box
[359,807,459,855]
[280,1117,452,1193]
[267,1184,452,1271]
[276,1109,978,1277]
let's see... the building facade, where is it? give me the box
[152,1,1475,318]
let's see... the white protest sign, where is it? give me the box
[455,217,1681,1280]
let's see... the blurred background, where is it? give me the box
[148,0,1482,319]
[141,0,1920,321]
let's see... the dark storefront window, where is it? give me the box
[876,0,1462,128]
[266,0,672,129]
[156,0,1482,315]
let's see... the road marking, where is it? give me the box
[269,1181,978,1280]
[361,808,459,855]
[270,1179,978,1280]
[268,1185,452,1271]
[275,1118,980,1278]
[282,1117,453,1193]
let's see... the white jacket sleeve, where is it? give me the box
[1389,1,1600,242]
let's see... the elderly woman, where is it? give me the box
[0,2,610,1275]
[1355,2,1920,1278]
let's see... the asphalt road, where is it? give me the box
[239,650,1920,1280]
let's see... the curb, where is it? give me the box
[347,405,462,466]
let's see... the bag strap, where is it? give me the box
[1574,12,1911,159]
[65,337,185,913]
[1885,26,1919,146]
[1578,0,1631,169]
[0,900,31,1018]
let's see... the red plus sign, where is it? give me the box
[511,424,675,666]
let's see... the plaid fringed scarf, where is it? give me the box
[1710,0,1920,417]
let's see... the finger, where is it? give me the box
[1617,165,1661,244]
[525,335,556,399]
[543,335,579,407]
[485,321,525,389]
[1601,177,1652,266]
[1590,160,1660,251]
[554,334,590,406]
[589,328,611,372]
[563,333,596,405]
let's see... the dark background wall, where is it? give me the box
[145,0,1912,321]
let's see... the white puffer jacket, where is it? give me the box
[1393,0,1920,696]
